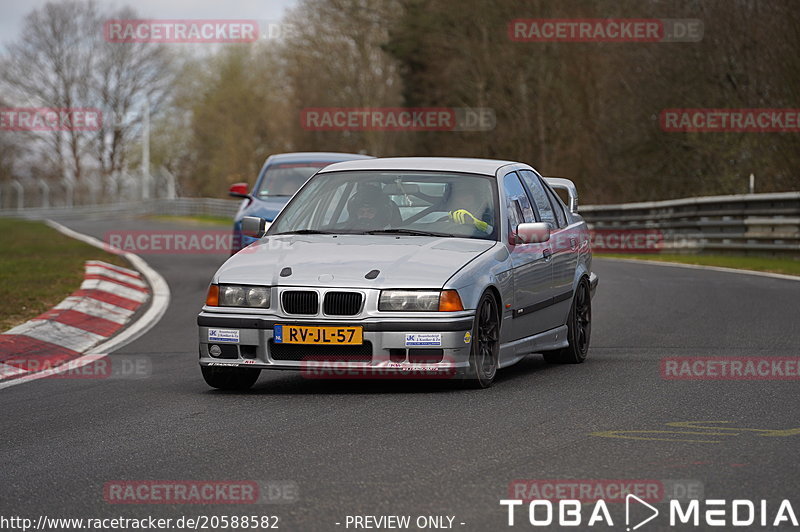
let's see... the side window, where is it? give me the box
[503,172,535,230]
[519,170,557,229]
[542,180,567,228]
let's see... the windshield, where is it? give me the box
[269,171,498,240]
[256,162,330,197]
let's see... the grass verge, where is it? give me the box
[597,253,800,277]
[0,218,131,332]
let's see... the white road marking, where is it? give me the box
[85,265,147,288]
[5,320,106,352]
[0,363,28,378]
[53,296,134,324]
[80,278,149,302]
[85,260,141,278]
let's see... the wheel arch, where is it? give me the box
[484,285,504,328]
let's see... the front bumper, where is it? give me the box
[197,312,476,378]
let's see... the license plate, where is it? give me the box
[273,325,363,345]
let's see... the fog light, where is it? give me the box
[209,344,222,357]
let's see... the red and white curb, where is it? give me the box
[0,221,170,389]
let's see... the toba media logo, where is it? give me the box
[500,497,798,529]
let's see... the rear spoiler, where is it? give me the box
[544,177,579,213]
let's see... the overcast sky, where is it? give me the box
[0,0,297,48]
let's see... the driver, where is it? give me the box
[447,184,493,234]
[347,185,393,229]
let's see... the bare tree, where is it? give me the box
[91,6,174,193]
[1,1,175,201]
[1,1,97,184]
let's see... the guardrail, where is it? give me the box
[2,192,798,257]
[580,191,800,257]
[0,197,241,221]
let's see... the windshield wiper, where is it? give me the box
[363,228,451,237]
[273,229,338,235]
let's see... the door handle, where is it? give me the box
[542,249,552,261]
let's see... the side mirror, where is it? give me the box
[229,182,250,199]
[514,222,550,244]
[241,216,267,238]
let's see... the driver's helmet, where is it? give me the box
[347,185,393,227]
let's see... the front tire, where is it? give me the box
[543,278,591,364]
[462,291,501,388]
[201,365,261,390]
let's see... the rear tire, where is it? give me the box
[543,278,591,364]
[201,365,261,390]
[462,291,500,388]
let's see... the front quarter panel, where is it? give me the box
[444,243,514,340]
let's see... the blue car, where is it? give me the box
[229,152,372,253]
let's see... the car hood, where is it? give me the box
[216,234,496,289]
[237,196,290,222]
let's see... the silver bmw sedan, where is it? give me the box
[198,157,597,389]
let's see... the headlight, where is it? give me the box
[245,286,270,307]
[378,290,463,312]
[221,285,245,306]
[207,284,271,308]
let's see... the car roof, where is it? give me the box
[318,157,519,176]
[267,152,373,164]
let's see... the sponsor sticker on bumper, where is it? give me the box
[405,333,442,347]
[208,328,240,343]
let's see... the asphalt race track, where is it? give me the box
[2,217,799,532]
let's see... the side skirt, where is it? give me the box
[498,325,569,368]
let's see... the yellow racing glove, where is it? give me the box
[449,209,489,232]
